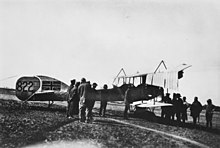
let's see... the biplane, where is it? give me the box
[15,61,191,111]
[14,75,166,109]
[15,75,69,107]
[112,60,191,112]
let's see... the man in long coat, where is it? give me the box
[78,78,91,123]
[190,97,203,125]
[99,84,108,117]
[124,85,132,119]
[70,82,80,116]
[66,79,75,118]
[87,83,98,122]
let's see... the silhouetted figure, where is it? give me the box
[99,84,108,117]
[124,85,133,119]
[165,93,172,120]
[87,82,98,122]
[66,79,76,118]
[171,93,178,120]
[205,99,215,129]
[71,82,80,116]
[161,93,172,120]
[176,94,183,122]
[181,96,190,123]
[190,97,203,125]
[161,93,166,118]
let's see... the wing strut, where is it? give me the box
[154,60,167,73]
[152,60,168,105]
[112,68,127,85]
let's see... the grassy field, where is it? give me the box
[1,88,220,148]
[95,101,220,130]
[1,95,220,148]
[1,86,219,129]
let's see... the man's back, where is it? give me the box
[70,86,79,100]
[78,83,90,100]
[191,101,202,116]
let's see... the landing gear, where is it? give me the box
[21,101,29,109]
[48,101,54,108]
[133,107,156,121]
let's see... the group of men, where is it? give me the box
[66,78,216,128]
[66,78,108,123]
[161,93,215,128]
[161,93,190,123]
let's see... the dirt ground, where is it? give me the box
[0,95,220,148]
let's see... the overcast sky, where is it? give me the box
[0,0,220,105]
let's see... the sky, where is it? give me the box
[0,0,220,105]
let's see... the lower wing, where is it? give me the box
[131,100,172,108]
[28,91,67,101]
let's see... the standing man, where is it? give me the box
[71,82,80,116]
[161,93,166,119]
[176,93,183,122]
[66,79,76,118]
[181,96,190,123]
[99,84,108,117]
[165,93,172,120]
[161,93,172,120]
[87,82,98,122]
[190,97,203,125]
[171,93,177,120]
[205,99,215,129]
[78,78,91,123]
[124,85,133,119]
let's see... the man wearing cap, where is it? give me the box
[66,79,76,118]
